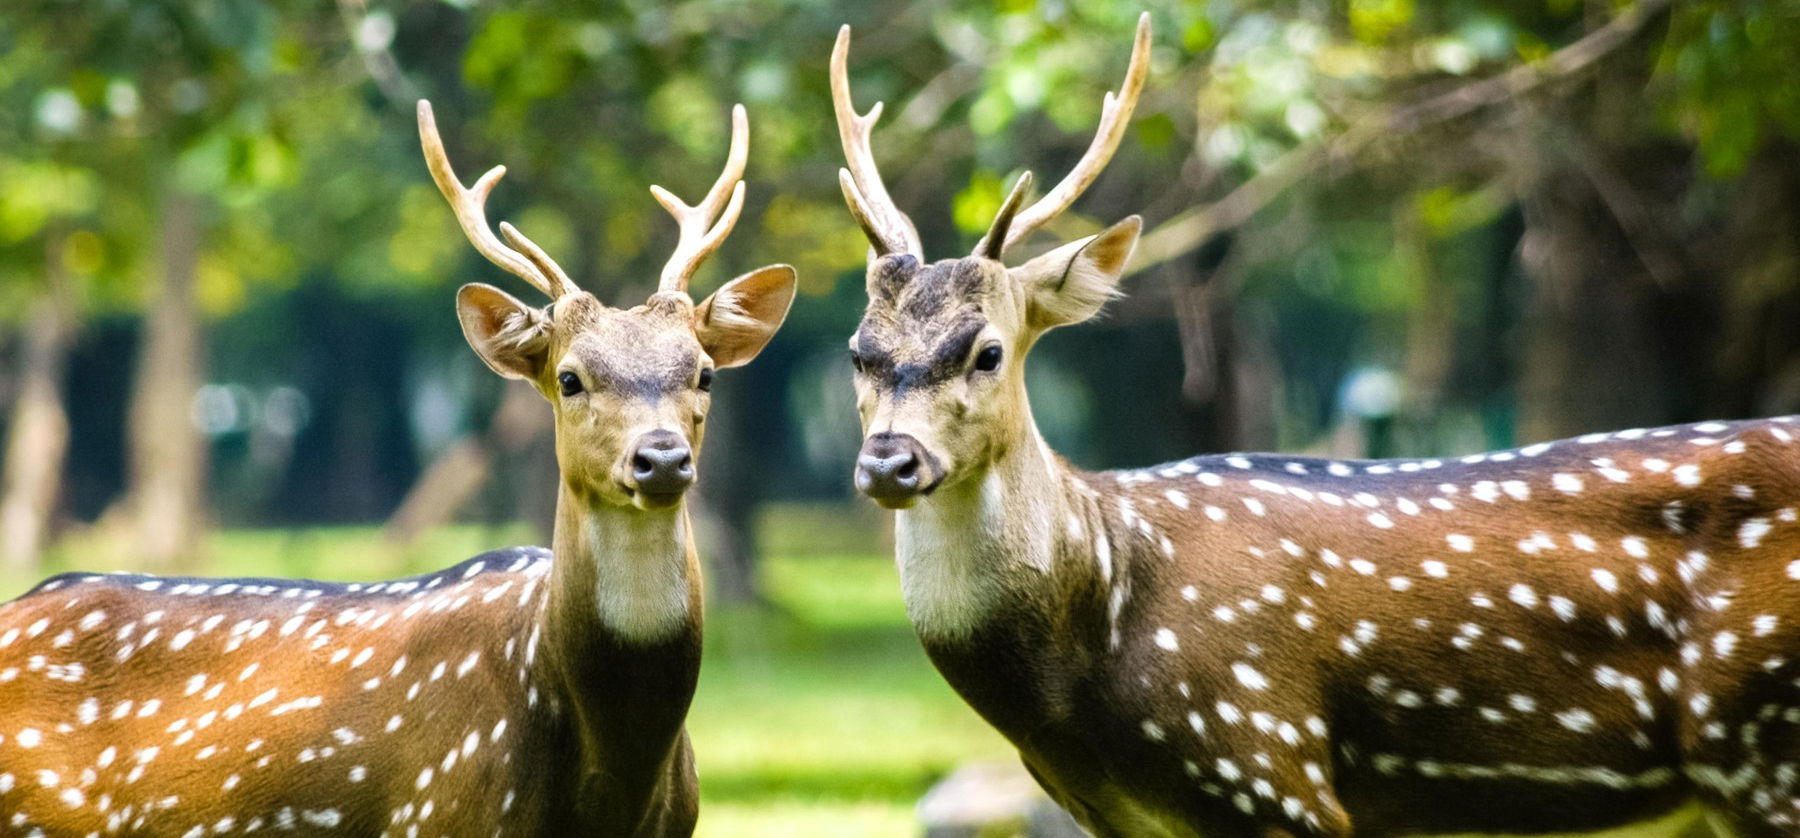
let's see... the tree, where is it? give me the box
[0,0,379,568]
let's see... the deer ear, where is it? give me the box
[1009,215,1141,330]
[455,283,552,381]
[695,265,797,369]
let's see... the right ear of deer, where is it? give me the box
[999,13,1152,256]
[831,25,923,258]
[417,100,575,300]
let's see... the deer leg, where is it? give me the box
[1678,540,1800,837]
[1687,696,1800,838]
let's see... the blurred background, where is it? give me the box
[0,0,1796,834]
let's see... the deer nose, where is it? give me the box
[629,430,694,496]
[856,432,930,501]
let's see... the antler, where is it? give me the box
[998,13,1151,256]
[832,25,923,258]
[972,171,1034,261]
[416,100,575,299]
[651,104,749,294]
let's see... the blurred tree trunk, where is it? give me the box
[1515,173,1665,441]
[698,367,762,605]
[1460,208,1528,450]
[384,383,548,545]
[0,232,76,573]
[101,190,209,571]
[1716,144,1800,416]
[1398,206,1455,415]
[1512,26,1702,442]
[1169,234,1279,454]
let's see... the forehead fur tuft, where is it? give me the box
[642,291,697,320]
[866,258,989,320]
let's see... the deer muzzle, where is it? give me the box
[626,429,695,507]
[855,432,939,508]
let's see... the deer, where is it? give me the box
[0,99,796,837]
[834,13,1800,838]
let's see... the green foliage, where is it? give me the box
[1656,0,1800,177]
[11,0,1786,343]
[0,160,98,243]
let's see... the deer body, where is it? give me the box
[0,97,795,836]
[897,416,1800,837]
[0,528,699,836]
[828,13,1798,836]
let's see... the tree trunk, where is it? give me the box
[0,233,77,574]
[1168,234,1280,454]
[1715,143,1800,417]
[103,190,209,571]
[1514,180,1663,442]
[384,382,548,545]
[697,368,763,605]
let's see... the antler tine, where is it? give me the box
[1001,13,1152,255]
[651,104,751,294]
[832,25,922,257]
[498,222,575,294]
[973,171,1035,261]
[416,100,574,299]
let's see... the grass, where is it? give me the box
[692,555,1013,837]
[5,512,1015,837]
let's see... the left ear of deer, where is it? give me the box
[456,282,553,380]
[695,264,798,368]
[1011,215,1141,329]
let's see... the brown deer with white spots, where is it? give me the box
[836,14,1800,838]
[0,100,795,838]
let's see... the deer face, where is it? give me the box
[421,99,793,512]
[458,273,794,511]
[849,222,1139,508]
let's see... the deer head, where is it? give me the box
[420,101,796,512]
[835,17,1150,509]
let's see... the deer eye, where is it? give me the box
[558,371,583,397]
[697,368,714,392]
[973,345,1002,373]
[848,350,867,375]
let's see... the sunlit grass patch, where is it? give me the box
[692,553,1012,837]
[697,800,915,838]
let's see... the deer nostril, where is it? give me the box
[633,454,654,476]
[896,458,918,480]
[678,454,693,473]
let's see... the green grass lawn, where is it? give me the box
[692,555,1013,837]
[4,517,1014,837]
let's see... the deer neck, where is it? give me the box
[896,410,1106,648]
[548,484,700,648]
[539,485,702,815]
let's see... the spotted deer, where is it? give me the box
[836,14,1800,838]
[0,100,795,837]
